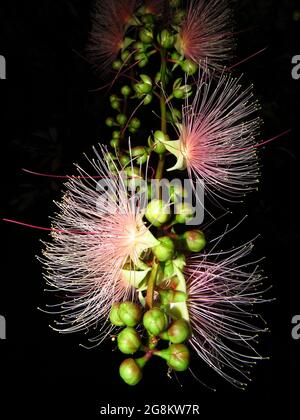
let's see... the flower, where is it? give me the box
[40,147,158,341]
[87,0,136,74]
[185,242,268,388]
[176,0,234,73]
[161,70,261,204]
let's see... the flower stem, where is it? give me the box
[146,260,158,309]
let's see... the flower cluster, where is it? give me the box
[42,0,269,388]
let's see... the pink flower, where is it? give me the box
[162,70,261,204]
[40,147,158,341]
[87,0,136,74]
[177,0,234,73]
[185,242,268,388]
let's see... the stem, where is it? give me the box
[146,260,158,309]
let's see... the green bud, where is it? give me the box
[125,166,141,178]
[159,289,187,305]
[173,85,192,99]
[110,138,120,148]
[181,230,206,252]
[110,94,119,102]
[157,344,190,371]
[121,85,131,97]
[161,319,191,344]
[133,41,147,52]
[119,358,143,386]
[116,113,127,126]
[169,184,188,203]
[180,59,198,75]
[153,130,167,154]
[105,117,115,127]
[128,126,138,134]
[141,14,155,25]
[132,146,148,164]
[152,236,175,262]
[112,59,123,70]
[129,117,141,129]
[145,199,171,227]
[120,154,130,167]
[139,27,153,43]
[117,327,142,354]
[121,50,130,62]
[158,29,174,49]
[143,93,152,105]
[174,202,195,224]
[111,100,121,111]
[109,303,125,326]
[112,130,120,139]
[118,302,142,327]
[170,0,180,6]
[171,51,182,61]
[143,307,168,335]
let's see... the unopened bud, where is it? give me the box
[117,327,141,354]
[143,307,168,335]
[118,302,142,327]
[119,358,143,386]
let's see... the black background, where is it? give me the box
[1,0,300,418]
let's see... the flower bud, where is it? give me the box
[129,117,141,129]
[117,327,141,354]
[152,236,175,262]
[174,202,195,224]
[133,41,146,52]
[105,117,115,127]
[143,93,153,105]
[119,358,143,386]
[145,199,171,227]
[153,130,167,154]
[141,14,155,25]
[161,319,191,344]
[110,138,119,148]
[121,85,131,97]
[181,230,206,252]
[159,289,187,305]
[180,59,198,75]
[143,307,168,335]
[109,303,125,326]
[167,344,190,371]
[112,60,123,71]
[118,302,142,327]
[155,344,190,371]
[132,146,148,165]
[139,27,153,44]
[125,166,141,178]
[173,84,192,99]
[112,130,120,139]
[121,49,130,62]
[116,113,127,126]
[157,29,174,49]
[120,154,130,167]
[111,100,121,111]
[112,59,122,70]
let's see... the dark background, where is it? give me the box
[1,0,299,418]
